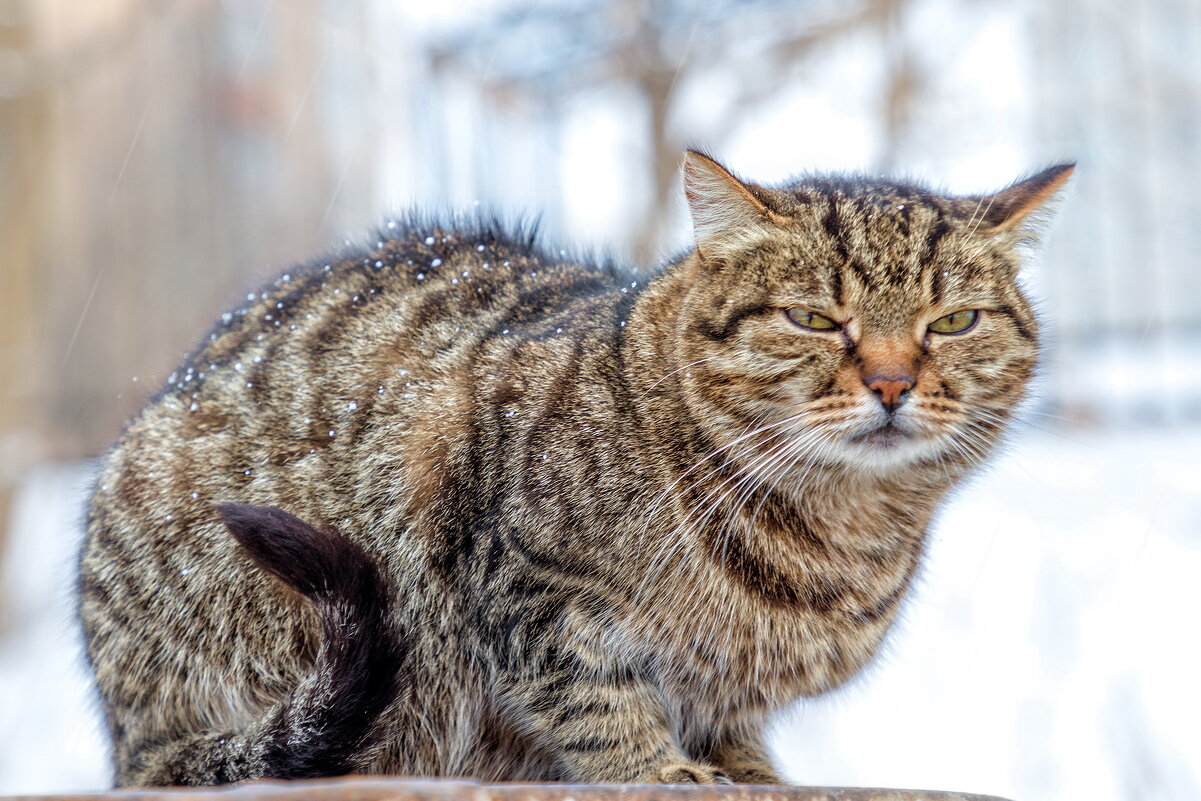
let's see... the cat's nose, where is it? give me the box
[864,375,913,413]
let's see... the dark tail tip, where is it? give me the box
[217,503,369,597]
[215,503,405,780]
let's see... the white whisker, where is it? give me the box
[639,356,720,397]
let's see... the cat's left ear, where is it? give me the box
[682,150,786,258]
[969,163,1076,235]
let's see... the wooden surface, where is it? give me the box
[5,778,1015,801]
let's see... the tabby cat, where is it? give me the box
[78,151,1073,787]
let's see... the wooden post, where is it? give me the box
[0,1,53,608]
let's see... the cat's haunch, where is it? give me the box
[78,152,1072,787]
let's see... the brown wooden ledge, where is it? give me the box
[5,778,1015,801]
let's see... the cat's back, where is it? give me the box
[89,219,624,523]
[79,219,631,758]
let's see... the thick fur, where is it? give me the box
[78,153,1071,787]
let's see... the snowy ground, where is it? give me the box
[1,424,1198,798]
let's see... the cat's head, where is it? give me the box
[672,151,1073,476]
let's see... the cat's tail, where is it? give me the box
[216,503,404,780]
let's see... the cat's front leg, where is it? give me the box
[500,661,728,784]
[707,725,783,784]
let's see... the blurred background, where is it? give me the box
[1,0,1198,797]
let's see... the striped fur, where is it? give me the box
[78,153,1072,786]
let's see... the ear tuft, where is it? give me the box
[682,150,777,255]
[976,163,1076,233]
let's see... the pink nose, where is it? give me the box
[865,376,913,412]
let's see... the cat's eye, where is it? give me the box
[928,309,979,334]
[786,309,838,331]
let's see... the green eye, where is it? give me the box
[929,309,979,334]
[786,309,838,330]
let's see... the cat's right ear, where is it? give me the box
[682,150,783,259]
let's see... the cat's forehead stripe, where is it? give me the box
[800,188,963,303]
[819,197,876,291]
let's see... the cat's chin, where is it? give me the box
[837,422,942,471]
[849,422,909,449]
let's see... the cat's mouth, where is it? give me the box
[848,421,911,449]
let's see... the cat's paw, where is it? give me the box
[722,766,782,784]
[655,762,732,784]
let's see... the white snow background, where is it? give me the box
[2,421,1199,799]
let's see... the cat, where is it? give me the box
[78,150,1073,787]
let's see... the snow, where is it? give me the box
[0,463,109,792]
[1,425,1198,797]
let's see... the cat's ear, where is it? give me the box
[970,163,1076,234]
[683,150,783,257]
